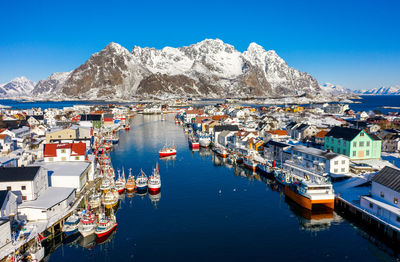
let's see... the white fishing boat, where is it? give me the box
[148,164,161,194]
[62,213,81,236]
[78,211,97,237]
[102,190,119,209]
[136,169,148,192]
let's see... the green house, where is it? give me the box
[324,126,381,160]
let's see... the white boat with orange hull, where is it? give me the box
[284,181,335,210]
[243,157,257,171]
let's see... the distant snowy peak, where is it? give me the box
[320,83,352,95]
[0,76,36,97]
[32,72,71,96]
[356,86,400,95]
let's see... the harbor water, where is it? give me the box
[47,114,398,262]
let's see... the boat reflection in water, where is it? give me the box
[159,155,176,162]
[149,192,161,208]
[286,197,342,232]
[198,147,212,157]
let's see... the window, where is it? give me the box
[341,168,345,172]
[366,150,369,156]
[359,141,364,147]
[366,141,370,147]
[6,186,11,191]
[75,156,80,160]
[22,196,27,201]
[61,149,66,153]
[21,186,26,190]
[61,157,67,161]
[334,160,338,165]
[397,216,400,222]
[58,135,61,138]
[353,142,357,147]
[394,198,398,204]
[49,157,54,162]
[369,203,373,208]
[342,160,346,164]
[334,168,338,173]
[352,151,356,157]
[360,132,364,136]
[380,192,385,198]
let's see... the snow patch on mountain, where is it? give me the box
[320,83,352,95]
[0,76,36,97]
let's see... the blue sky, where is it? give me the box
[0,0,399,90]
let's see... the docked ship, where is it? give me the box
[88,192,101,209]
[284,181,335,210]
[159,145,177,158]
[95,213,117,238]
[213,146,229,158]
[102,190,119,209]
[188,135,200,149]
[148,164,161,194]
[126,170,136,192]
[115,170,126,194]
[243,157,257,172]
[78,212,97,237]
[199,134,211,148]
[136,170,148,193]
[99,179,112,193]
[62,213,81,236]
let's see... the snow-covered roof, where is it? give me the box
[19,187,75,210]
[35,161,90,177]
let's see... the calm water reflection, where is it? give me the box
[47,114,397,262]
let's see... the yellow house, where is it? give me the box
[46,128,78,143]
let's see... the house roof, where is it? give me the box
[267,130,288,136]
[368,133,382,141]
[214,125,239,132]
[292,145,344,160]
[19,187,75,210]
[186,109,204,115]
[0,166,41,182]
[44,142,86,157]
[315,130,329,138]
[0,134,8,140]
[266,140,291,148]
[325,126,361,141]
[372,166,400,192]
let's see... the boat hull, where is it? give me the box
[159,152,176,158]
[244,162,257,172]
[148,186,161,194]
[95,223,118,238]
[284,185,334,210]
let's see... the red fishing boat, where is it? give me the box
[159,145,177,158]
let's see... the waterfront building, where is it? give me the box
[315,130,329,145]
[213,125,239,144]
[291,145,350,175]
[0,167,48,201]
[360,166,400,228]
[18,187,76,221]
[264,130,289,142]
[264,140,292,164]
[324,126,382,160]
[0,134,15,154]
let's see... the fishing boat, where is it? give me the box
[115,170,126,194]
[102,190,119,209]
[257,162,274,176]
[273,169,292,186]
[95,213,117,238]
[243,157,257,172]
[199,134,211,148]
[99,179,112,193]
[148,164,161,194]
[126,168,136,192]
[159,144,177,158]
[285,181,335,210]
[25,235,45,262]
[62,213,81,236]
[188,135,200,149]
[213,146,228,158]
[136,169,148,193]
[111,136,119,144]
[125,124,130,130]
[78,211,97,237]
[88,192,101,209]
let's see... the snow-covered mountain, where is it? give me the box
[24,39,343,99]
[0,76,36,98]
[355,86,400,95]
[319,83,352,95]
[32,72,71,96]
